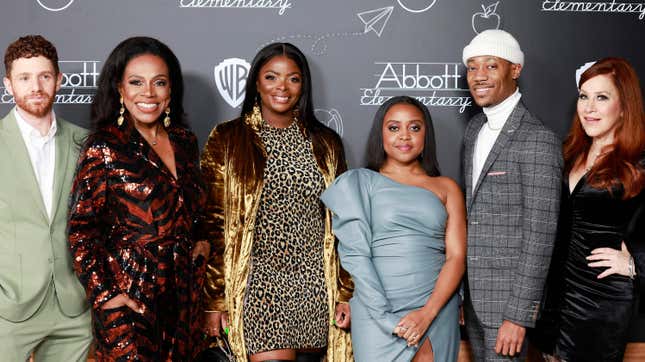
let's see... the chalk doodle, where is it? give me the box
[396,0,437,13]
[315,108,344,136]
[472,2,501,34]
[36,0,75,11]
[260,0,441,56]
[357,6,394,37]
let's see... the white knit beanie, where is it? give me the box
[462,29,524,66]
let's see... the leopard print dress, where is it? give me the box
[243,120,329,354]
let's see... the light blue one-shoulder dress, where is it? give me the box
[321,168,460,362]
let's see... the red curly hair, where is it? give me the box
[563,57,645,199]
[4,35,59,76]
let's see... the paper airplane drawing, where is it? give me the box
[357,6,394,37]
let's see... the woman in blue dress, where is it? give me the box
[321,96,466,361]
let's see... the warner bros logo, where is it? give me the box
[214,58,251,108]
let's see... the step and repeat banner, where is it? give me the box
[1,0,644,337]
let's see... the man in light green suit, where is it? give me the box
[0,35,91,361]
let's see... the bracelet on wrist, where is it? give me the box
[628,256,636,279]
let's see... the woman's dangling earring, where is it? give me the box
[247,99,263,131]
[292,107,300,122]
[117,96,125,126]
[163,107,171,128]
[252,101,262,120]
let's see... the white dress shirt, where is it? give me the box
[472,88,521,192]
[15,108,57,220]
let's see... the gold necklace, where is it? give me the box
[142,123,161,146]
[584,151,601,173]
[264,117,295,129]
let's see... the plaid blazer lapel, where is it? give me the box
[470,102,527,207]
[464,114,486,211]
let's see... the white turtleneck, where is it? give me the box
[472,88,522,192]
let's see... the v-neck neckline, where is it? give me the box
[134,127,180,181]
[567,171,587,196]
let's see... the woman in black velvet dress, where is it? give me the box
[538,58,645,362]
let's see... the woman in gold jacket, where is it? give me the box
[200,43,353,362]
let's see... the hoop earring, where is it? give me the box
[117,96,125,126]
[163,107,171,128]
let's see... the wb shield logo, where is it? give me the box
[214,58,250,108]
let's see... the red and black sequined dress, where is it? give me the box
[68,123,206,361]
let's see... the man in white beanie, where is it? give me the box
[461,29,562,360]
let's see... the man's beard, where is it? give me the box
[14,91,54,118]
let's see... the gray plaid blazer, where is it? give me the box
[463,101,563,328]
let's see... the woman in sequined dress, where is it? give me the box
[67,36,207,361]
[200,43,353,362]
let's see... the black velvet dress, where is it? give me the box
[541,171,645,362]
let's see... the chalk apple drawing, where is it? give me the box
[396,0,437,13]
[472,1,501,34]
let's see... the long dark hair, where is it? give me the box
[241,42,324,134]
[366,96,441,176]
[91,36,188,130]
[564,57,645,198]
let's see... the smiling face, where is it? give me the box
[466,55,521,108]
[118,54,171,127]
[256,55,302,125]
[3,55,61,120]
[577,74,623,145]
[382,103,426,166]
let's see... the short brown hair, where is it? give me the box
[4,35,59,76]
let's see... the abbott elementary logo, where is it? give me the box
[1,60,99,105]
[179,0,294,15]
[360,62,472,113]
[37,0,75,12]
[214,58,251,108]
[541,0,645,20]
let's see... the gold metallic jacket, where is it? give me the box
[200,113,354,361]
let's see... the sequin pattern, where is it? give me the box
[68,124,206,361]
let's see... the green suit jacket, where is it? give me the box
[0,107,89,322]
